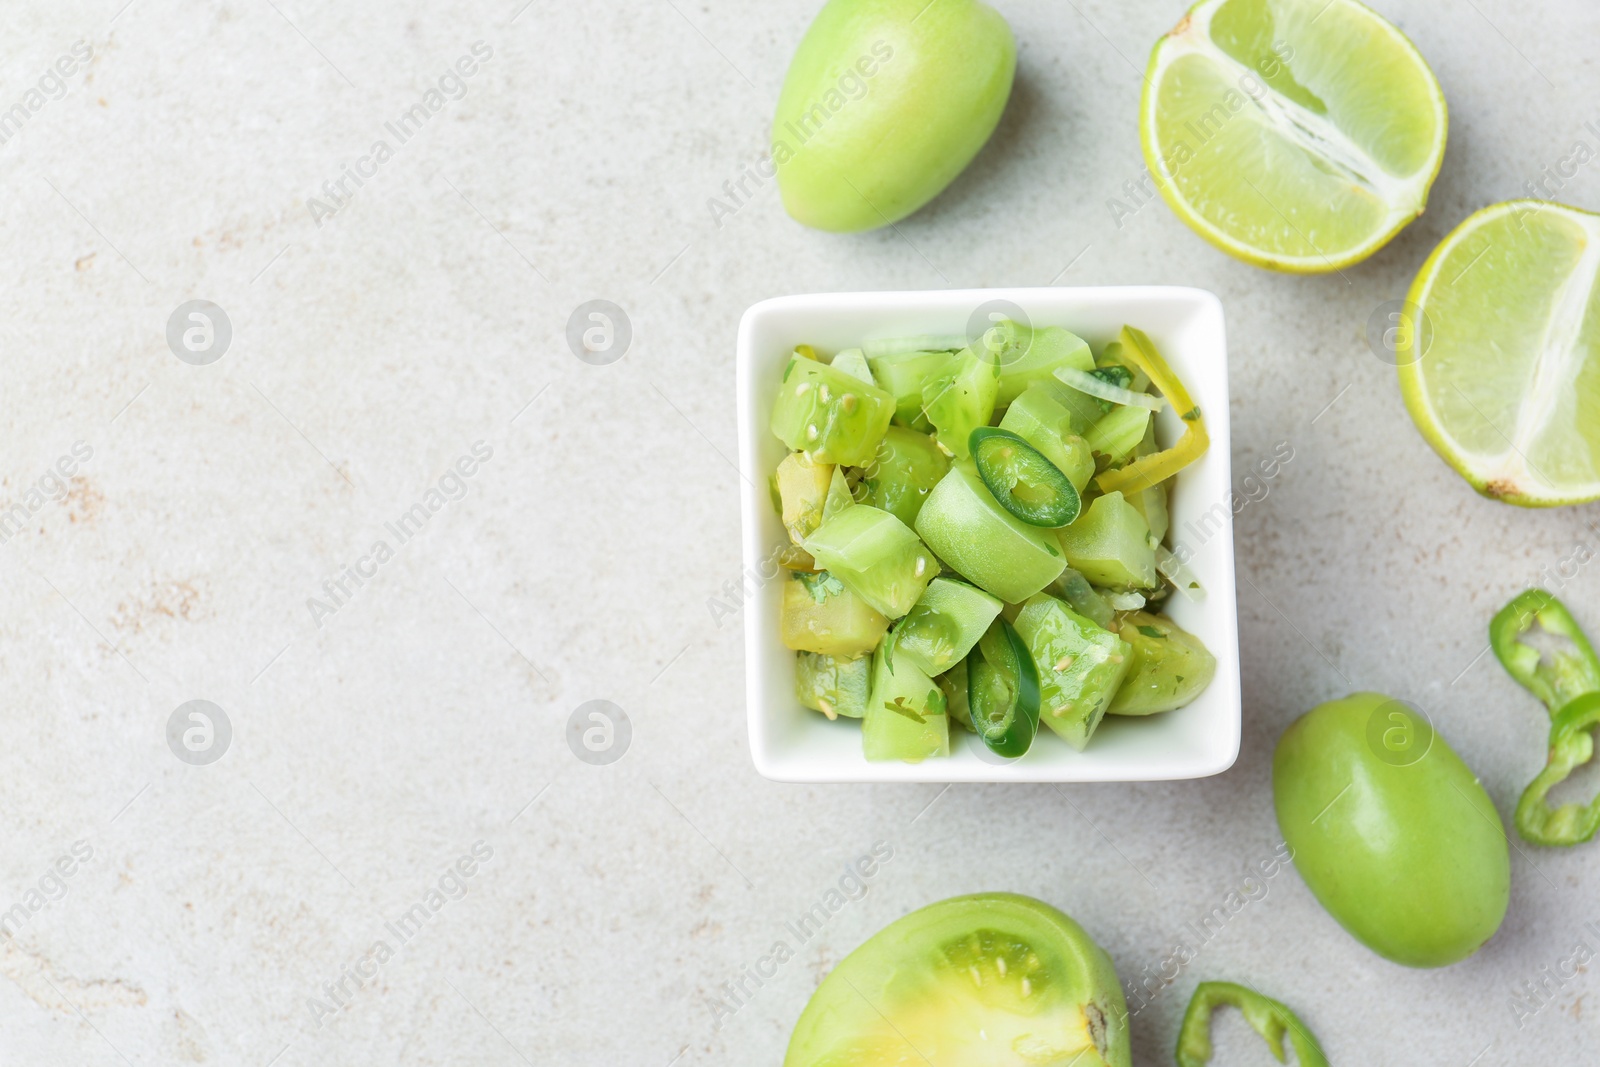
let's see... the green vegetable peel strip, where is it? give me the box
[1515,692,1600,846]
[1176,981,1329,1067]
[1490,588,1600,716]
[1094,326,1208,496]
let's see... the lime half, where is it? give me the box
[1399,200,1600,507]
[1140,0,1447,273]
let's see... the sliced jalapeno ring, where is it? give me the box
[968,427,1081,528]
[1490,588,1600,716]
[966,617,1041,758]
[1176,980,1329,1067]
[1515,691,1600,847]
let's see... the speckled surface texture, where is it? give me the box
[1,0,1597,1063]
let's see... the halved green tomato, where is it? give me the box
[967,618,1041,758]
[971,427,1082,528]
[784,893,1131,1067]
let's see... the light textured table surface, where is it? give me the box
[2,0,1597,1063]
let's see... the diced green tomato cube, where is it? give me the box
[776,452,835,545]
[866,349,958,431]
[1044,376,1119,427]
[795,651,872,720]
[1130,479,1169,545]
[1014,593,1132,750]
[862,426,950,528]
[998,384,1095,491]
[830,348,876,385]
[863,651,949,762]
[770,358,894,466]
[1005,380,1093,436]
[1046,567,1115,629]
[823,466,853,524]
[973,316,1026,354]
[1055,492,1158,591]
[803,505,936,619]
[780,571,890,656]
[891,577,1004,677]
[1107,611,1216,715]
[994,325,1094,407]
[1086,405,1152,467]
[921,347,999,460]
[778,544,816,572]
[1126,426,1170,543]
[914,461,1065,603]
[937,660,972,730]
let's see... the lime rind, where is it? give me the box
[1398,200,1600,506]
[1140,0,1447,273]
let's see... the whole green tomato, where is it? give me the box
[772,0,1015,233]
[1273,692,1510,968]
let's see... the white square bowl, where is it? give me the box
[736,287,1240,783]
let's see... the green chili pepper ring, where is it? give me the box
[968,426,1081,528]
[966,617,1041,758]
[1515,691,1600,847]
[1490,590,1600,847]
[1490,588,1600,716]
[1176,981,1329,1067]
